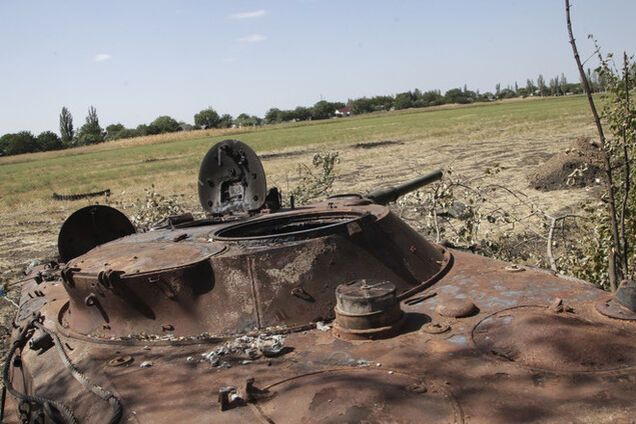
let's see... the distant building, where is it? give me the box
[335,103,352,117]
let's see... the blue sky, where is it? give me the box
[1,0,635,134]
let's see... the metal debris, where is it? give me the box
[550,297,564,313]
[550,297,574,314]
[504,264,525,272]
[315,321,331,331]
[201,334,286,367]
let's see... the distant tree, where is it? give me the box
[217,114,234,128]
[87,106,99,126]
[0,134,9,155]
[311,101,336,120]
[151,116,181,133]
[235,113,250,125]
[394,92,414,110]
[498,88,516,99]
[369,95,394,111]
[0,131,39,156]
[549,75,561,96]
[59,107,74,146]
[351,98,374,115]
[332,102,346,110]
[525,79,536,95]
[178,121,196,131]
[136,124,160,136]
[36,131,63,151]
[291,106,312,121]
[136,124,149,136]
[265,108,284,124]
[495,83,501,97]
[119,128,141,139]
[537,74,547,96]
[420,90,445,106]
[444,88,472,104]
[105,123,126,140]
[514,81,519,94]
[194,108,220,129]
[235,113,262,127]
[105,123,142,140]
[76,106,105,145]
[481,91,495,101]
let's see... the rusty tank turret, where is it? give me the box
[3,139,636,424]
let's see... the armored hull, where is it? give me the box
[4,140,636,423]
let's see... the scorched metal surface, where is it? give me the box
[4,139,636,424]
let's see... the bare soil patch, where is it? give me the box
[353,140,404,149]
[260,150,310,160]
[528,137,604,191]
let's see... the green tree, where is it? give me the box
[194,108,220,129]
[0,131,39,156]
[59,107,74,146]
[265,108,283,124]
[36,131,63,151]
[311,101,336,120]
[445,88,472,104]
[497,88,516,99]
[217,114,234,128]
[105,123,126,140]
[136,124,160,136]
[525,79,536,95]
[537,74,547,96]
[559,73,568,90]
[549,76,560,96]
[420,90,445,106]
[369,95,394,110]
[76,106,105,145]
[394,92,414,110]
[291,106,311,121]
[178,121,196,131]
[235,113,262,127]
[351,98,374,115]
[151,116,181,133]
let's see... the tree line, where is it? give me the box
[1,67,627,157]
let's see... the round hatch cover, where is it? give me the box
[58,205,135,262]
[254,369,461,424]
[472,306,636,373]
[67,241,220,276]
[198,139,267,214]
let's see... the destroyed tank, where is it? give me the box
[4,139,636,424]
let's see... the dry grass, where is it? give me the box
[0,95,597,282]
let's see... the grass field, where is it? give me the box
[0,95,598,281]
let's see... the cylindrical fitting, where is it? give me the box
[333,279,404,340]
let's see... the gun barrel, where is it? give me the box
[366,169,443,205]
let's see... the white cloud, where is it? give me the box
[93,53,112,62]
[230,9,266,19]
[237,34,267,43]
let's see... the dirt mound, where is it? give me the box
[529,137,604,191]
